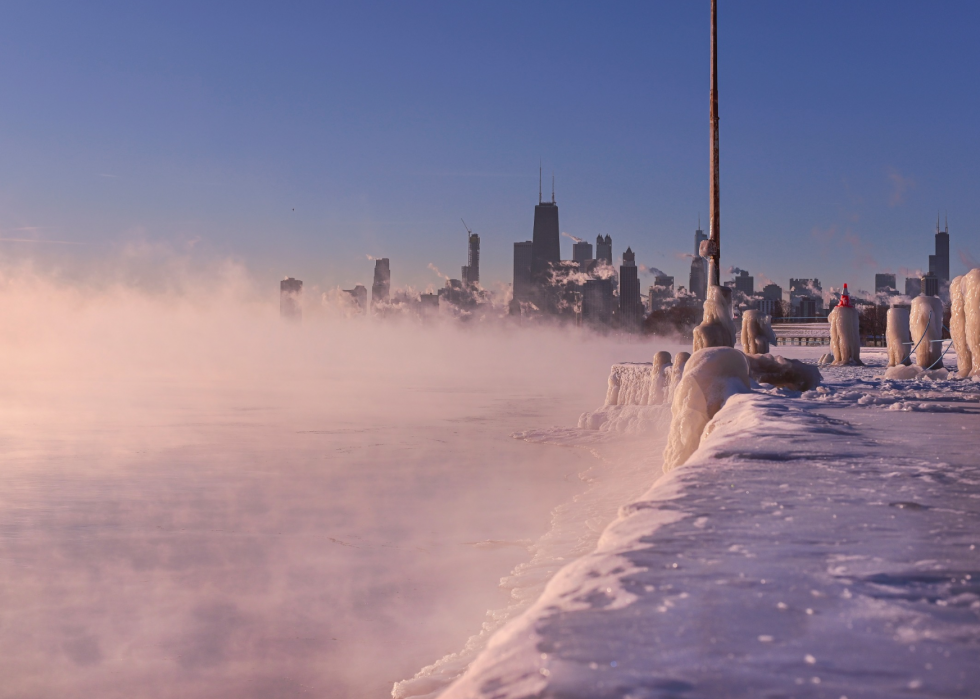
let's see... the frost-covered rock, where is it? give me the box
[662,347,750,471]
[745,353,821,391]
[886,304,912,368]
[740,310,777,355]
[666,351,691,406]
[910,295,944,370]
[649,351,672,405]
[692,285,736,351]
[828,304,862,365]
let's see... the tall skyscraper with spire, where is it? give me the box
[462,232,480,286]
[619,247,642,330]
[928,214,950,283]
[530,167,560,278]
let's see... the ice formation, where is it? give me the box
[662,347,750,471]
[740,309,776,355]
[649,351,672,405]
[949,269,980,377]
[886,304,912,367]
[744,353,821,391]
[692,285,736,351]
[828,305,862,365]
[910,294,944,369]
[666,351,690,405]
[603,362,651,406]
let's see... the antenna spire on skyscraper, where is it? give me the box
[551,172,555,204]
[539,160,542,204]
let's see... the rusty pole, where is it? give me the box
[708,0,721,287]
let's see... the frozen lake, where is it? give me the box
[0,294,666,699]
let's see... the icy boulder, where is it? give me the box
[649,351,672,405]
[744,353,821,391]
[949,269,980,378]
[740,310,777,355]
[910,295,944,370]
[828,305,863,366]
[692,285,736,351]
[886,305,912,368]
[666,351,691,406]
[662,347,750,472]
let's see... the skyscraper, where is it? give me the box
[572,240,593,264]
[619,247,642,329]
[694,224,707,256]
[280,277,303,322]
[905,276,921,297]
[689,224,708,301]
[875,273,897,295]
[789,278,822,317]
[343,284,367,313]
[734,269,754,296]
[371,258,390,308]
[531,171,560,278]
[462,232,480,286]
[513,241,533,302]
[929,216,950,282]
[922,272,940,298]
[596,235,612,265]
[582,278,614,326]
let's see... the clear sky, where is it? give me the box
[1,1,978,296]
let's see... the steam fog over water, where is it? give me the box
[0,263,661,698]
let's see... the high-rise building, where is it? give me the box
[921,272,940,298]
[596,235,613,265]
[280,277,303,322]
[371,258,390,307]
[690,256,707,301]
[619,247,642,329]
[513,241,533,302]
[572,240,593,264]
[875,273,897,295]
[762,283,782,302]
[343,284,367,313]
[929,217,950,282]
[582,278,614,326]
[531,174,560,278]
[789,278,822,317]
[694,224,707,256]
[905,276,921,297]
[648,275,674,311]
[734,269,754,296]
[462,233,480,286]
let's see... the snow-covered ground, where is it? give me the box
[421,346,980,698]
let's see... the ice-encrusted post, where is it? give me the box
[886,304,912,368]
[949,269,980,378]
[740,310,776,355]
[910,295,945,369]
[828,284,862,366]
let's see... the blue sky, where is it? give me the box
[1,1,978,295]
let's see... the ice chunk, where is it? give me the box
[662,347,750,471]
[886,305,912,368]
[693,285,736,351]
[828,305,863,366]
[649,351,672,405]
[666,351,691,406]
[910,295,944,369]
[740,310,777,355]
[745,353,821,391]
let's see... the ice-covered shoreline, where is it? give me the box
[404,349,980,698]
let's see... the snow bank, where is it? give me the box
[910,295,944,369]
[949,269,980,378]
[745,353,821,391]
[828,304,862,365]
[662,347,751,471]
[666,351,691,405]
[693,285,736,351]
[886,305,912,367]
[740,310,776,355]
[649,351,672,405]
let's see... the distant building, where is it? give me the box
[513,241,533,302]
[461,233,480,286]
[789,278,822,317]
[596,235,613,265]
[280,277,303,322]
[734,269,754,296]
[619,247,642,329]
[694,225,708,256]
[762,283,782,302]
[648,275,674,311]
[921,272,940,298]
[929,217,950,282]
[905,276,921,297]
[343,284,367,313]
[759,299,779,316]
[875,273,897,295]
[371,259,390,308]
[797,296,818,319]
[419,293,439,316]
[582,278,614,326]
[690,256,707,301]
[531,188,560,280]
[572,240,593,264]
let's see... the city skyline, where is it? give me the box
[1,2,978,296]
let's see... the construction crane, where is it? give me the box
[460,218,472,237]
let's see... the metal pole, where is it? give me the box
[708,0,721,287]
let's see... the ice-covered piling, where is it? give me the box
[740,310,776,355]
[649,351,672,405]
[828,302,862,366]
[910,295,945,369]
[692,285,736,351]
[667,351,691,405]
[663,347,750,472]
[886,305,912,368]
[949,269,980,378]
